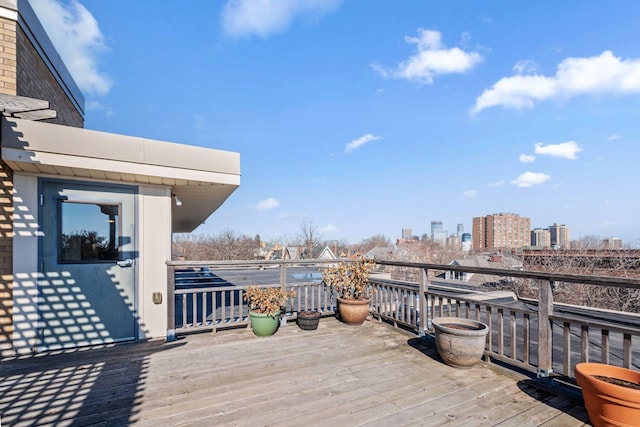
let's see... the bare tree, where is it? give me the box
[354,234,393,254]
[298,219,321,259]
[515,248,640,312]
[172,231,261,261]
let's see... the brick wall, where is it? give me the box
[0,17,17,96]
[17,27,83,128]
[0,16,15,353]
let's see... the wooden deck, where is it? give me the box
[1,317,589,426]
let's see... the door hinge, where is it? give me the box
[39,194,44,206]
[40,261,44,273]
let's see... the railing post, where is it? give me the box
[419,267,428,335]
[280,262,287,291]
[166,263,176,342]
[537,279,554,377]
[280,262,288,323]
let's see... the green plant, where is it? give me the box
[322,258,374,300]
[244,286,295,316]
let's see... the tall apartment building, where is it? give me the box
[531,228,551,248]
[472,213,531,252]
[549,223,570,249]
[401,228,413,239]
[602,237,623,249]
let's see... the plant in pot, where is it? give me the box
[322,258,374,325]
[297,310,321,330]
[431,316,489,368]
[244,286,295,337]
[575,362,640,427]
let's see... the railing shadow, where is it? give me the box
[516,378,588,422]
[0,339,185,425]
[406,335,442,362]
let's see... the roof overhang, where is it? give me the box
[1,116,240,232]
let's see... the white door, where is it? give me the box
[38,180,137,350]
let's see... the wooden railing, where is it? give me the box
[166,259,640,379]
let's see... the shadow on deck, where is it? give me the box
[1,318,589,426]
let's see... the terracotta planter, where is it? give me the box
[297,310,321,330]
[249,311,280,337]
[337,297,370,325]
[575,362,640,427]
[432,317,489,368]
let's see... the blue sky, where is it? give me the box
[31,0,640,245]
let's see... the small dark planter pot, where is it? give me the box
[297,310,321,330]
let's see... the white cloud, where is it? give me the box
[472,51,640,114]
[372,29,482,84]
[221,0,341,38]
[534,141,582,159]
[513,59,538,75]
[519,154,536,163]
[511,172,551,188]
[345,134,380,153]
[31,0,112,97]
[256,197,279,210]
[320,224,338,234]
[488,180,505,187]
[463,190,477,198]
[608,133,622,141]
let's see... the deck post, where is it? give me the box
[537,279,554,377]
[419,267,428,336]
[280,262,288,322]
[280,262,287,291]
[166,263,176,342]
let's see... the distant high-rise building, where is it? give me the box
[602,237,623,249]
[430,220,447,245]
[457,223,464,236]
[531,228,551,248]
[549,223,570,249]
[446,234,461,249]
[461,233,472,252]
[472,213,531,252]
[402,228,413,239]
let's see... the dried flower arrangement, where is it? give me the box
[322,258,374,300]
[244,286,295,317]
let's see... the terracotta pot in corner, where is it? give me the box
[575,362,640,427]
[337,297,370,325]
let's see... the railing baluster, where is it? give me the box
[523,313,530,366]
[623,333,632,369]
[563,322,571,375]
[510,311,517,360]
[486,306,493,359]
[601,329,609,365]
[498,308,504,356]
[581,325,589,363]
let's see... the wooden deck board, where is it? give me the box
[1,317,589,426]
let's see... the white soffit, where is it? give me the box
[1,116,241,232]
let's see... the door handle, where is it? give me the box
[117,259,134,267]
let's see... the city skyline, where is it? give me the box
[30,0,640,245]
